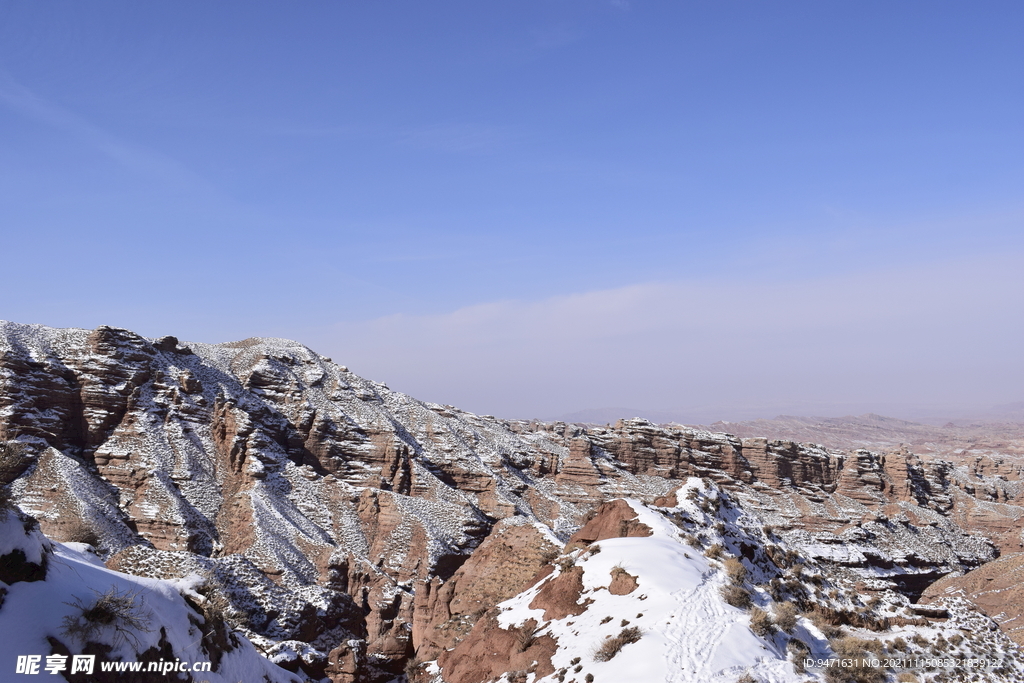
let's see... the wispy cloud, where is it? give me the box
[312,253,1024,420]
[0,69,209,193]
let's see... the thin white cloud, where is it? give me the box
[0,69,211,193]
[311,252,1024,420]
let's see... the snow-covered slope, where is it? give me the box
[0,504,299,682]
[437,479,1024,683]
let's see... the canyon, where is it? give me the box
[2,320,1024,682]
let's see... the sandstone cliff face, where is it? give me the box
[2,321,1023,679]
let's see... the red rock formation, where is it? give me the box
[568,499,652,544]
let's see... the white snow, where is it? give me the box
[0,519,301,683]
[495,486,805,683]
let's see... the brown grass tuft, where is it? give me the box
[593,626,642,662]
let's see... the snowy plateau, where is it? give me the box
[2,320,1024,683]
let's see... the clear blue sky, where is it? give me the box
[2,2,1022,420]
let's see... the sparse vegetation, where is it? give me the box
[804,604,890,633]
[704,543,725,560]
[825,636,886,683]
[723,557,747,584]
[600,616,612,624]
[62,520,101,547]
[764,544,792,569]
[61,586,152,650]
[593,626,642,662]
[720,584,752,609]
[749,606,776,637]
[0,484,12,514]
[805,607,845,639]
[774,602,798,632]
[404,656,423,678]
[0,441,30,495]
[788,638,809,673]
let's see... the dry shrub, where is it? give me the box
[62,520,101,547]
[404,656,423,677]
[749,607,775,637]
[825,636,886,683]
[723,557,747,584]
[593,626,642,662]
[806,605,889,633]
[736,673,758,683]
[704,543,725,560]
[61,586,152,650]
[720,584,751,609]
[0,441,31,486]
[788,638,809,667]
[806,607,845,640]
[764,544,790,569]
[774,602,798,633]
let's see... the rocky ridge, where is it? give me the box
[1,321,1023,681]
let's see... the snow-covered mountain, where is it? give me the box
[2,321,1024,682]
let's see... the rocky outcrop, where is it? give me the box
[436,614,557,683]
[411,520,558,661]
[568,499,653,545]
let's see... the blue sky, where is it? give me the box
[1,1,1022,420]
